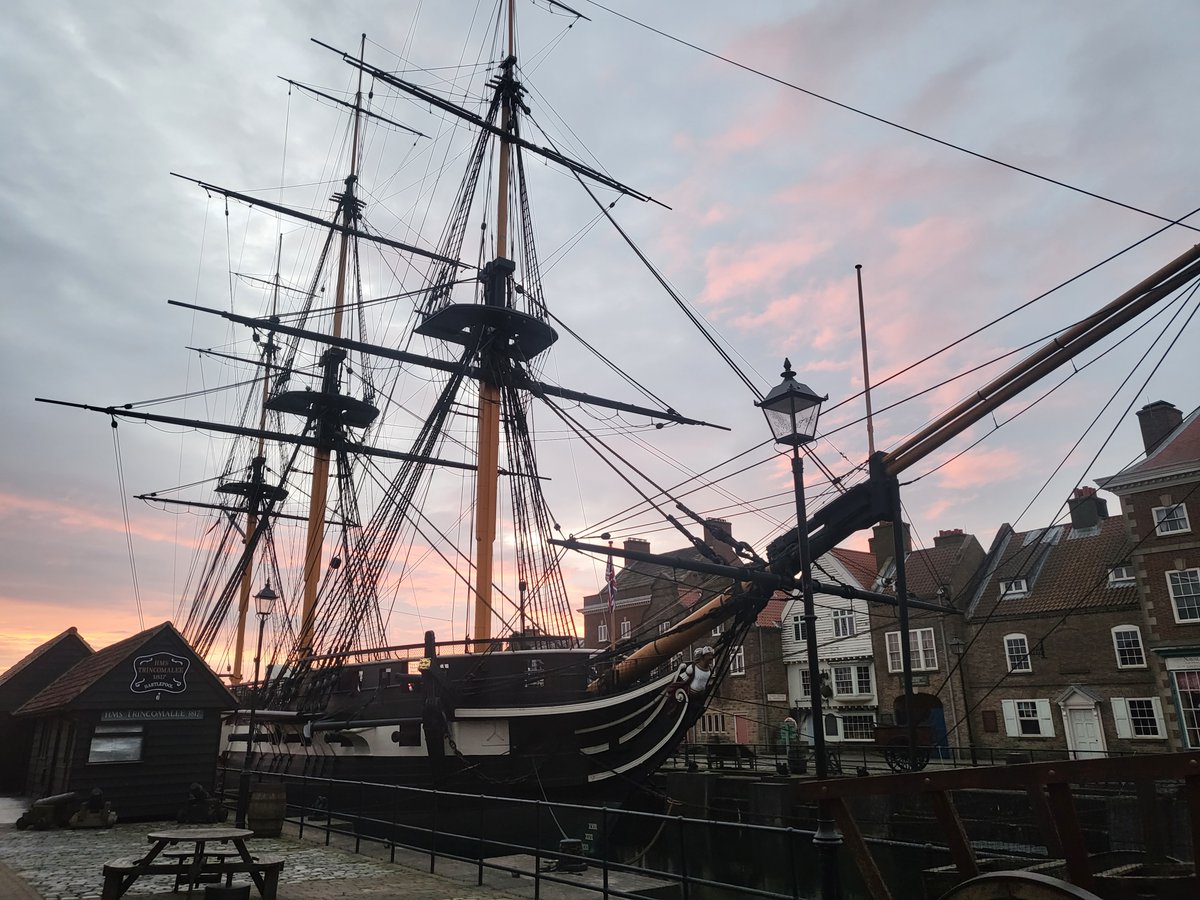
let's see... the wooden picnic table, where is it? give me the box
[101,826,282,899]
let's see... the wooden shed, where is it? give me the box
[0,628,94,793]
[15,622,236,820]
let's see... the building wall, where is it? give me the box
[701,624,788,747]
[963,608,1163,759]
[782,554,879,747]
[1119,481,1200,749]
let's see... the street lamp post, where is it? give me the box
[237,581,277,828]
[948,636,978,766]
[757,359,841,900]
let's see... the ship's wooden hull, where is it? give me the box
[225,649,700,806]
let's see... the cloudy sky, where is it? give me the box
[2,1,1197,672]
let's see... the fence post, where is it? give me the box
[601,803,610,899]
[534,800,542,900]
[389,784,397,863]
[788,826,799,900]
[355,779,363,853]
[324,772,333,846]
[430,787,438,874]
[297,770,306,840]
[477,793,485,886]
[678,815,690,900]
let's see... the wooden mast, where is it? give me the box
[297,35,367,654]
[230,236,283,683]
[471,1,516,651]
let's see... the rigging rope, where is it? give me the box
[109,419,145,631]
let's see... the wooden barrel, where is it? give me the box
[246,782,286,837]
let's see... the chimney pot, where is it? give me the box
[1068,485,1108,529]
[1136,401,1183,455]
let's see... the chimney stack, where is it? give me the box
[1137,401,1183,455]
[1068,486,1109,530]
[869,520,911,571]
[934,529,965,549]
[622,538,650,567]
[703,518,736,563]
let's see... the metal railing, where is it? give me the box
[216,762,920,899]
[664,740,1137,775]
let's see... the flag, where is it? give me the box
[605,542,617,613]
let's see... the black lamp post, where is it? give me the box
[757,358,841,900]
[237,581,277,827]
[948,636,978,766]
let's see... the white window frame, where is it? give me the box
[842,714,876,741]
[1154,503,1191,536]
[999,578,1029,598]
[659,621,671,635]
[1005,633,1032,673]
[1112,697,1165,739]
[855,664,872,695]
[1001,699,1055,738]
[1111,625,1147,669]
[1173,670,1200,748]
[700,712,727,735]
[729,645,746,676]
[832,609,856,638]
[597,622,609,643]
[620,618,632,639]
[792,615,807,642]
[712,623,724,637]
[799,668,812,698]
[1168,568,1200,623]
[832,665,853,695]
[885,628,938,672]
[1108,565,1135,587]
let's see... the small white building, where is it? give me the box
[781,548,879,748]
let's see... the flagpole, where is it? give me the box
[606,539,617,649]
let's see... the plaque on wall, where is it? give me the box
[131,652,190,694]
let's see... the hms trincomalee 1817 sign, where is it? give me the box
[130,651,190,694]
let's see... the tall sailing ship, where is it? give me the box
[44,6,785,803]
[40,3,1200,809]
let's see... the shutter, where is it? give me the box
[1151,698,1166,737]
[1036,699,1055,737]
[1002,700,1019,736]
[1112,698,1131,739]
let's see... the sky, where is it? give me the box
[2,1,1198,673]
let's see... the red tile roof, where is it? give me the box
[1105,406,1200,486]
[1129,407,1200,474]
[755,594,788,628]
[829,547,877,589]
[969,516,1135,619]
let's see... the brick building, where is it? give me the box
[579,519,790,747]
[1099,401,1200,749]
[958,488,1162,760]
[865,526,984,757]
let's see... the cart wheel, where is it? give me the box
[883,742,929,772]
[938,870,1103,899]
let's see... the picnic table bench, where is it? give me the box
[100,827,283,899]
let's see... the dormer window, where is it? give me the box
[1108,565,1135,587]
[1154,504,1191,536]
[1000,578,1028,598]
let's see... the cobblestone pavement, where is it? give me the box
[0,820,526,900]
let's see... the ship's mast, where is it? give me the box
[296,35,368,654]
[229,237,283,683]
[471,1,517,651]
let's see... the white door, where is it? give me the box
[1066,707,1105,758]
